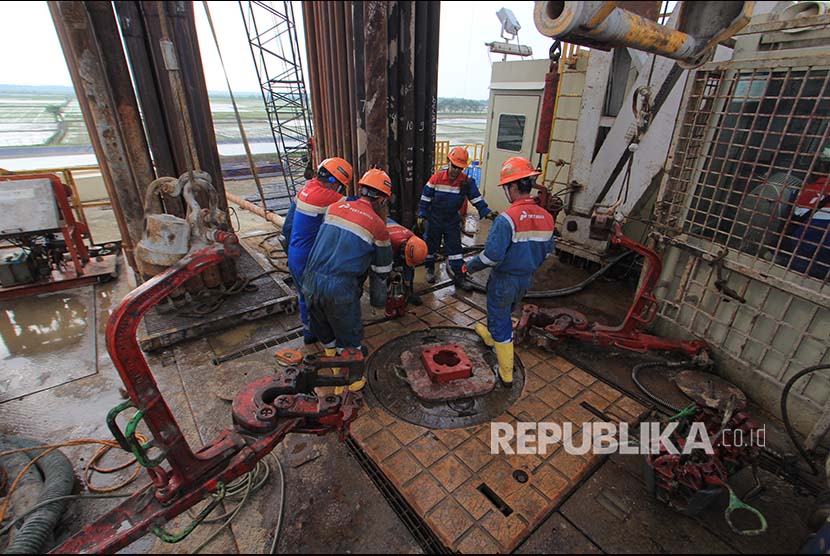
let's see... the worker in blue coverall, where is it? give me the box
[301,168,394,393]
[417,146,498,290]
[281,157,352,345]
[462,157,556,387]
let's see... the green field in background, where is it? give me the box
[0,88,487,149]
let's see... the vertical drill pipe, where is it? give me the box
[425,1,440,186]
[343,2,359,177]
[397,1,416,227]
[412,1,428,228]
[326,3,340,159]
[351,2,368,175]
[49,1,148,269]
[164,1,228,213]
[363,1,389,168]
[332,2,349,159]
[303,2,325,159]
[115,1,185,217]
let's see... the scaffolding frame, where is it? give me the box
[240,0,313,212]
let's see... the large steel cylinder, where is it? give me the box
[535,1,699,61]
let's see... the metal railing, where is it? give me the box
[433,141,483,174]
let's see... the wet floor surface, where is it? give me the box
[0,222,818,554]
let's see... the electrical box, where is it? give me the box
[0,250,36,287]
[0,178,61,235]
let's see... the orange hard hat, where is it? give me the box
[319,157,353,187]
[403,235,427,267]
[498,156,540,186]
[358,168,393,197]
[447,146,469,169]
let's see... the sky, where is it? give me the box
[0,1,556,101]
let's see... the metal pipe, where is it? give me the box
[351,2,367,175]
[49,1,148,269]
[535,1,700,63]
[363,1,389,169]
[226,192,285,228]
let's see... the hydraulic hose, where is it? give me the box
[780,364,830,476]
[466,251,634,298]
[0,436,75,554]
[631,360,703,414]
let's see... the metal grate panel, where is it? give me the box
[661,63,830,287]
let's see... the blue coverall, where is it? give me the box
[466,198,556,342]
[284,178,344,342]
[418,168,491,275]
[301,198,392,349]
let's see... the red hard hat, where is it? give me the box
[319,157,353,187]
[358,168,393,197]
[447,146,469,169]
[498,156,540,186]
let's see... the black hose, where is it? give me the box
[631,360,702,414]
[780,364,830,476]
[466,251,634,298]
[0,436,75,554]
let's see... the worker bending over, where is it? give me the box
[301,169,393,393]
[417,146,497,289]
[283,157,352,345]
[463,157,555,387]
[387,218,428,305]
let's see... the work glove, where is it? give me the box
[485,211,499,221]
[416,217,427,236]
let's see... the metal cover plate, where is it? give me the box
[366,326,524,429]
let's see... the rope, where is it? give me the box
[201,0,268,211]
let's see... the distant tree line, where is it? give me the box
[437,97,488,113]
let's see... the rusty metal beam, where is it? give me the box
[49,1,153,269]
[363,1,389,169]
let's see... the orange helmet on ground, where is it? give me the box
[318,157,353,187]
[358,168,393,197]
[498,156,540,186]
[403,236,427,267]
[447,146,469,169]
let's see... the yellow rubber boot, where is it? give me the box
[494,341,514,387]
[475,323,495,347]
[348,375,366,392]
[324,348,345,395]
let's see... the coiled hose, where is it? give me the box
[0,436,75,554]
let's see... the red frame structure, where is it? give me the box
[51,240,364,554]
[0,173,116,300]
[515,222,709,359]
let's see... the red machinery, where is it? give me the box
[515,218,709,359]
[0,173,117,300]
[51,238,364,554]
